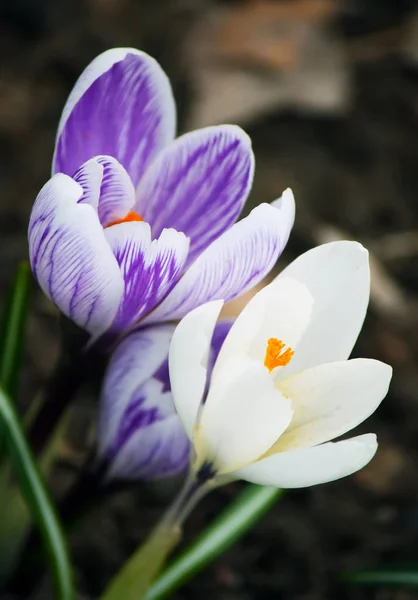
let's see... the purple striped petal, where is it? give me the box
[104,221,189,332]
[144,189,295,324]
[73,156,136,226]
[53,48,176,187]
[98,320,234,481]
[98,325,190,480]
[28,174,124,337]
[106,387,190,480]
[72,158,102,211]
[98,325,175,456]
[135,125,254,265]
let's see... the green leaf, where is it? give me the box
[0,384,74,600]
[146,484,284,600]
[0,262,31,397]
[101,522,181,600]
[345,569,418,588]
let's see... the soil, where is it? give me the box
[1,1,418,599]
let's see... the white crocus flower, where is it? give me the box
[169,241,392,488]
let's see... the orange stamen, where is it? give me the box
[264,337,294,372]
[106,211,144,228]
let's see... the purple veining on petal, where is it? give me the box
[154,360,170,393]
[72,156,136,227]
[105,222,189,333]
[110,415,190,480]
[72,158,103,211]
[145,199,294,325]
[136,125,255,266]
[94,156,136,226]
[127,417,190,480]
[99,324,191,481]
[99,324,176,457]
[104,379,190,481]
[28,174,124,337]
[54,51,176,187]
[109,385,162,460]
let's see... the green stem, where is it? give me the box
[0,261,31,398]
[344,569,418,587]
[146,484,283,600]
[100,473,211,600]
[0,384,74,600]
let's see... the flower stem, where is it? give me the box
[146,485,284,600]
[99,471,211,600]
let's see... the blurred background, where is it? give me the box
[1,0,418,598]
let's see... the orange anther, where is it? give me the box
[264,337,294,372]
[106,211,144,228]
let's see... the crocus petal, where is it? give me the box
[73,156,136,227]
[234,434,378,488]
[104,221,189,332]
[213,277,313,378]
[153,318,234,395]
[104,379,190,481]
[270,188,295,241]
[98,324,175,457]
[145,192,295,324]
[169,301,224,440]
[197,358,293,474]
[54,48,176,186]
[271,359,392,452]
[274,241,370,378]
[72,157,102,211]
[28,173,123,337]
[136,125,254,263]
[208,320,234,376]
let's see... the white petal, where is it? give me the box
[169,300,224,440]
[274,241,370,377]
[213,276,313,379]
[272,359,392,451]
[234,434,378,488]
[270,187,295,244]
[197,358,293,473]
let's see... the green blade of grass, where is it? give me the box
[0,262,31,397]
[0,383,74,600]
[146,484,284,600]
[346,569,418,588]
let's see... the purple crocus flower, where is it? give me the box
[98,320,233,480]
[28,48,295,341]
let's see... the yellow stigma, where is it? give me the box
[264,338,294,372]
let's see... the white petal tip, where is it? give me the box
[271,187,296,212]
[282,187,294,199]
[216,124,253,147]
[50,172,83,197]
